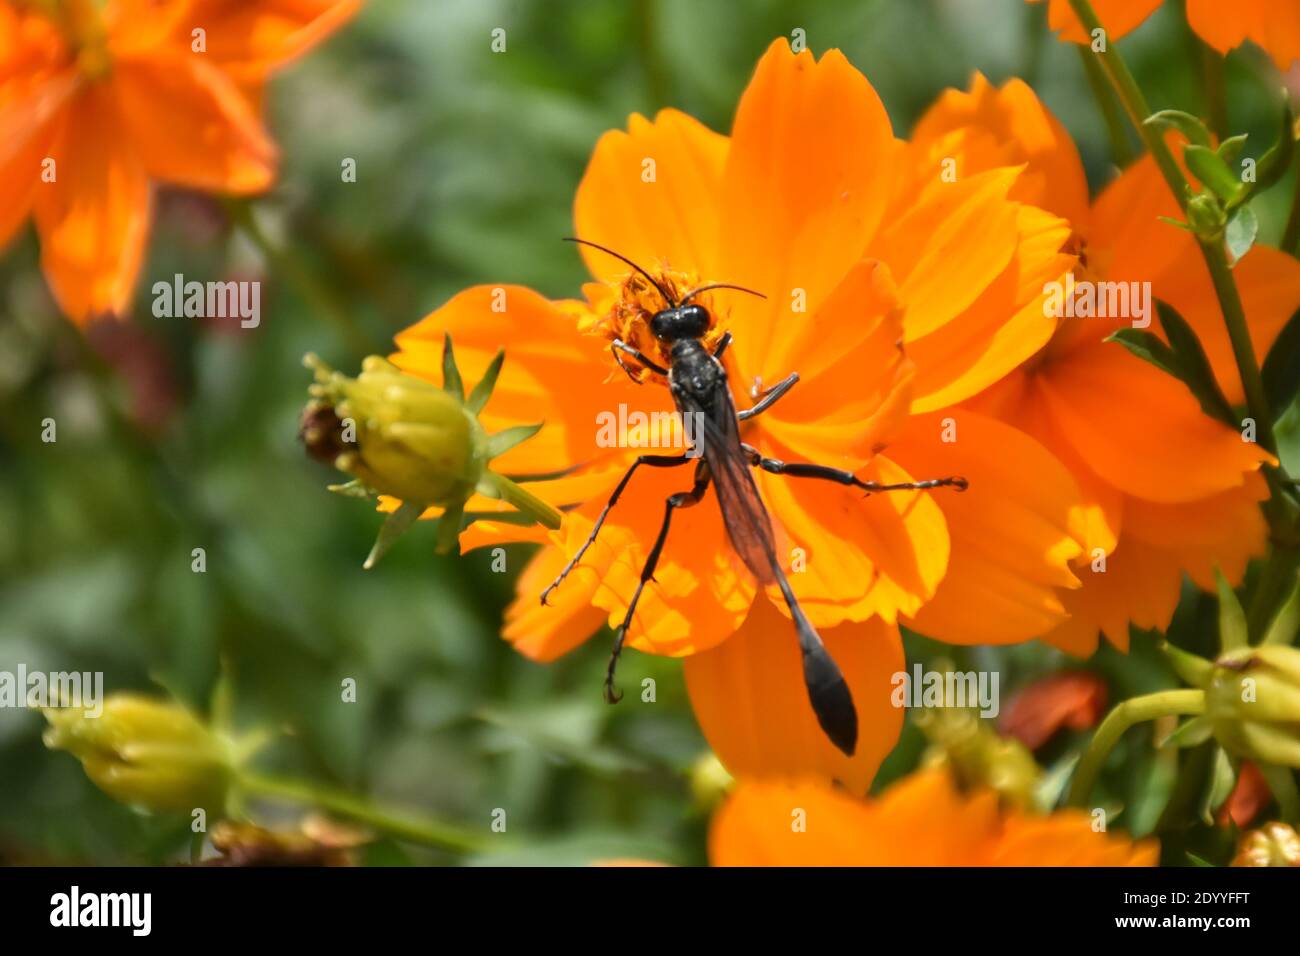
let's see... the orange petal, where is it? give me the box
[685,597,904,795]
[892,410,1085,645]
[115,54,276,193]
[502,544,607,663]
[1188,0,1300,70]
[32,85,152,324]
[1086,153,1189,286]
[1041,535,1187,656]
[715,39,900,388]
[0,69,74,247]
[156,0,364,76]
[907,72,1090,226]
[752,259,913,469]
[574,108,727,282]
[1031,0,1163,45]
[1121,472,1269,593]
[1036,338,1270,503]
[994,811,1158,866]
[901,201,1073,412]
[755,452,949,627]
[710,768,1156,865]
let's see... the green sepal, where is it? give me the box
[1216,568,1249,652]
[441,333,464,401]
[486,422,545,460]
[363,500,426,569]
[466,349,505,416]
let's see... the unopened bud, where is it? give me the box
[1206,645,1300,768]
[43,694,248,814]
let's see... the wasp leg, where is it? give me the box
[737,372,799,421]
[611,339,668,382]
[539,454,691,605]
[741,444,968,494]
[605,461,711,704]
[713,331,733,359]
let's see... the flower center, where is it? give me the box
[583,266,729,381]
[22,0,112,79]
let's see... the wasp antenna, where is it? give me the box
[563,237,676,307]
[679,282,767,304]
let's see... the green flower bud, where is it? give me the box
[304,354,480,506]
[43,694,245,815]
[1186,193,1227,241]
[1206,645,1300,769]
[302,335,562,564]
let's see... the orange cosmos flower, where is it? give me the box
[391,39,1082,791]
[709,769,1157,866]
[0,0,362,324]
[1031,0,1300,70]
[903,73,1297,656]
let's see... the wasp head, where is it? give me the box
[650,303,710,342]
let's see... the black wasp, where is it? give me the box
[541,238,967,756]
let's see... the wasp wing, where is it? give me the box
[672,370,858,756]
[674,379,778,584]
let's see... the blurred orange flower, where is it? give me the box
[709,769,1157,866]
[1029,0,1162,45]
[0,0,361,324]
[905,74,1295,656]
[1032,0,1300,70]
[392,39,1081,792]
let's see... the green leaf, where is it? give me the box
[1253,97,1296,193]
[1107,328,1178,379]
[486,422,545,460]
[1184,144,1244,205]
[1216,134,1249,166]
[1262,573,1300,646]
[1186,852,1216,867]
[1145,110,1212,148]
[1262,306,1300,412]
[1224,205,1259,263]
[1216,568,1248,651]
[441,333,464,400]
[1156,302,1238,426]
[465,349,505,415]
[362,500,425,569]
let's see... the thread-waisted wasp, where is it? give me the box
[541,238,967,755]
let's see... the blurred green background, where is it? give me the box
[1,0,1296,865]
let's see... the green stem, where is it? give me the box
[1067,689,1206,807]
[1282,166,1300,256]
[239,771,486,854]
[1201,239,1279,455]
[224,199,377,357]
[1201,45,1229,140]
[1068,0,1283,468]
[1077,45,1135,166]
